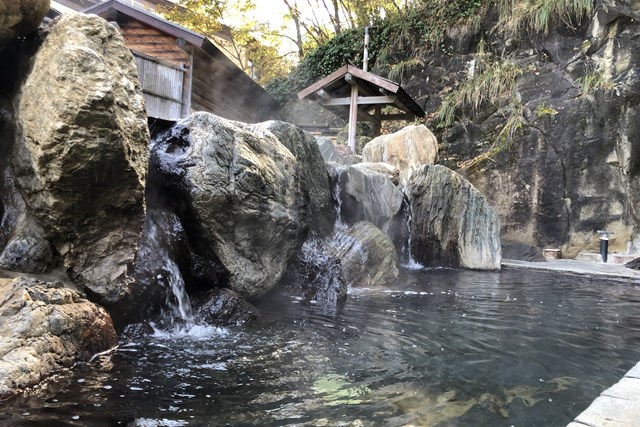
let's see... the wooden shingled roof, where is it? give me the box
[297,64,425,123]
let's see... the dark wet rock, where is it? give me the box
[121,323,155,342]
[149,112,307,299]
[501,242,546,262]
[0,0,49,48]
[279,237,347,306]
[259,121,336,237]
[193,288,259,326]
[327,221,399,287]
[13,13,148,304]
[0,275,117,398]
[0,230,53,273]
[625,257,640,270]
[406,165,501,270]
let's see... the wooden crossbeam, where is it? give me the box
[321,95,397,106]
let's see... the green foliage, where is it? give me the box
[535,102,559,118]
[266,1,489,102]
[436,58,525,128]
[495,0,594,37]
[575,63,615,95]
[388,57,425,83]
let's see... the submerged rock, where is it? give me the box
[279,237,347,306]
[0,275,117,397]
[327,221,399,287]
[362,125,438,184]
[406,165,501,270]
[13,13,148,303]
[150,112,307,299]
[193,288,259,326]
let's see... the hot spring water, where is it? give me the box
[2,268,639,426]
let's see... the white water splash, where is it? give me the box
[401,203,424,270]
[163,258,195,329]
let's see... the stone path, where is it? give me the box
[502,259,640,426]
[567,361,640,427]
[502,258,640,285]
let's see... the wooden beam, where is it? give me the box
[298,65,349,99]
[348,83,358,153]
[321,95,397,106]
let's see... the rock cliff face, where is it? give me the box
[408,1,640,257]
[406,165,501,270]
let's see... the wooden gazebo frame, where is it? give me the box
[298,64,425,153]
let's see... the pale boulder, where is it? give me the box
[362,125,438,184]
[14,13,149,303]
[406,165,501,270]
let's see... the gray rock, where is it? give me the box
[279,237,347,306]
[406,165,501,270]
[362,125,438,185]
[151,112,307,299]
[258,121,336,237]
[316,136,362,165]
[337,164,405,239]
[501,242,546,262]
[0,275,118,398]
[354,162,401,186]
[0,0,49,46]
[14,13,149,303]
[193,288,259,326]
[0,230,53,273]
[327,221,399,287]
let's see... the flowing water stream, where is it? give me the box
[2,268,640,426]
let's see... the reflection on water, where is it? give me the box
[2,269,640,426]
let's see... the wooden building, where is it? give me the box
[79,0,281,122]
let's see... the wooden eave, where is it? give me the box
[84,0,206,47]
[297,64,425,120]
[84,0,282,116]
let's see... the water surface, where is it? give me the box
[2,269,640,426]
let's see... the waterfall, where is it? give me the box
[143,212,195,330]
[332,166,347,230]
[162,258,195,330]
[401,200,423,270]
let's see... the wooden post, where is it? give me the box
[373,105,382,136]
[347,75,358,154]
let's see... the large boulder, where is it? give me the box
[258,121,336,237]
[12,13,149,303]
[327,221,399,287]
[0,274,117,398]
[406,165,501,270]
[362,125,438,184]
[337,164,405,240]
[0,0,50,46]
[150,112,308,299]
